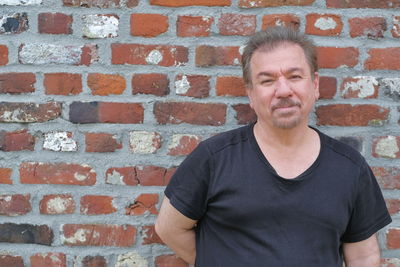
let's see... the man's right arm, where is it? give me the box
[155,196,197,265]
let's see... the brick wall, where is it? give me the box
[0,0,399,266]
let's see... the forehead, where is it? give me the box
[250,43,311,74]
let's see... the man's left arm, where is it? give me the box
[343,234,380,267]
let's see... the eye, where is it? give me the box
[289,75,302,80]
[261,79,274,85]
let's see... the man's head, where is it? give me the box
[242,26,318,87]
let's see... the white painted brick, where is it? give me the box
[19,43,82,65]
[129,131,161,154]
[0,0,41,5]
[82,14,119,39]
[43,131,77,152]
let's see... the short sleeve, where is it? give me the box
[164,142,212,220]
[341,161,392,243]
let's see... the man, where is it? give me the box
[155,27,392,267]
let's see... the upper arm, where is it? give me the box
[155,196,197,236]
[343,234,380,266]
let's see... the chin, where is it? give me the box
[272,118,301,129]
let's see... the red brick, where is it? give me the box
[0,194,31,216]
[196,45,241,66]
[131,14,168,37]
[168,134,201,156]
[126,193,158,215]
[112,44,188,66]
[349,17,386,39]
[132,73,169,96]
[20,162,96,185]
[218,13,256,36]
[306,14,343,36]
[80,44,98,66]
[387,228,400,249]
[0,73,36,94]
[327,0,400,8]
[40,194,75,215]
[175,74,210,98]
[0,45,8,65]
[319,76,336,99]
[85,132,122,152]
[216,76,246,96]
[232,104,257,124]
[372,136,400,159]
[372,167,400,190]
[126,0,138,7]
[177,15,213,37]
[0,255,24,267]
[262,14,300,30]
[87,73,125,96]
[386,199,400,215]
[316,47,359,69]
[30,252,66,267]
[316,104,389,126]
[129,131,162,154]
[136,165,171,186]
[106,166,138,186]
[0,129,35,151]
[62,0,120,7]
[239,0,314,7]
[340,77,379,99]
[154,102,226,126]
[62,224,136,247]
[38,13,72,34]
[0,102,61,123]
[0,168,12,184]
[142,225,163,245]
[155,255,189,267]
[150,0,230,6]
[44,73,82,95]
[81,195,116,215]
[392,16,400,38]
[365,48,400,70]
[82,256,107,267]
[98,102,144,124]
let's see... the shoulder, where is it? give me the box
[316,128,366,168]
[200,124,251,155]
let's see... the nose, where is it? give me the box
[274,77,293,98]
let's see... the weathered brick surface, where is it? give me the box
[0,194,31,216]
[132,73,169,96]
[38,13,73,34]
[0,102,61,123]
[131,14,169,37]
[20,162,96,185]
[0,223,53,245]
[262,14,300,30]
[44,73,82,95]
[0,0,399,263]
[0,13,28,34]
[316,104,389,126]
[30,252,66,267]
[177,15,214,37]
[154,102,226,126]
[0,45,8,65]
[0,255,24,267]
[218,14,256,36]
[61,224,136,247]
[349,17,387,39]
[387,228,400,249]
[40,194,75,214]
[112,44,188,66]
[175,74,210,98]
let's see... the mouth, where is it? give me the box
[272,100,301,112]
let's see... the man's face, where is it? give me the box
[246,42,319,130]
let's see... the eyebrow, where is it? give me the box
[256,67,304,78]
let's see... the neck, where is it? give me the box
[253,120,314,148]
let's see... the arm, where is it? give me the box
[343,234,380,267]
[155,196,197,265]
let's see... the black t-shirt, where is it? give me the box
[165,123,392,267]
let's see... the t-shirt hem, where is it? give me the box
[341,214,392,243]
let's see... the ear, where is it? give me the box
[313,72,320,100]
[246,85,254,109]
